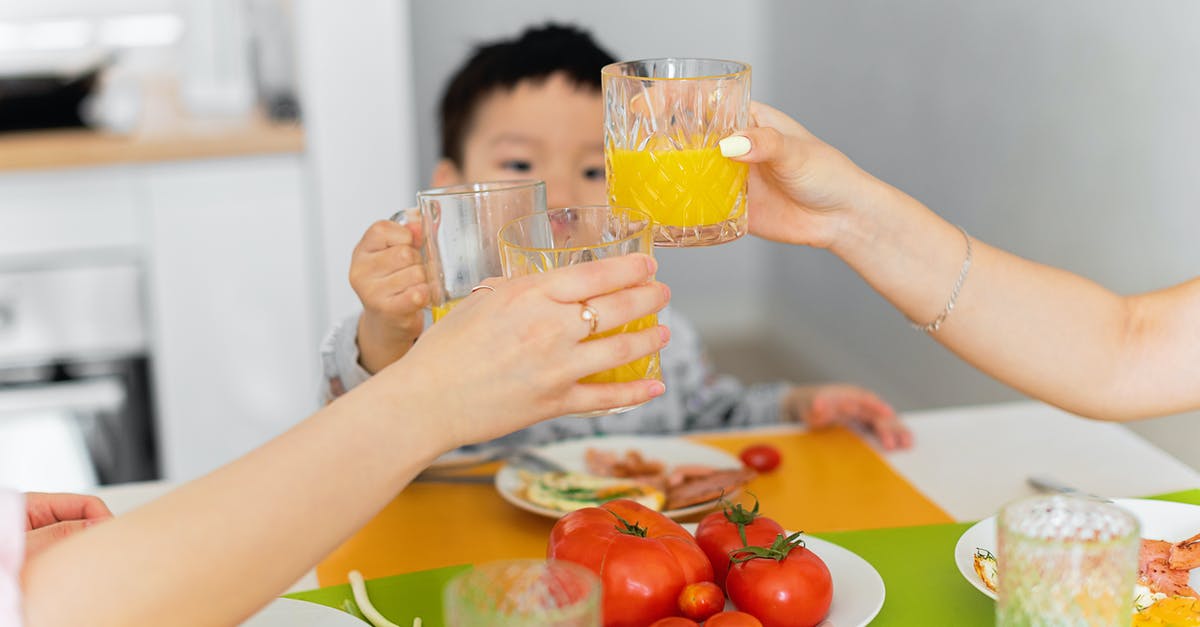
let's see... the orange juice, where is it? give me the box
[430,297,464,323]
[579,314,660,384]
[607,146,748,227]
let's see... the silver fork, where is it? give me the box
[1026,475,1112,502]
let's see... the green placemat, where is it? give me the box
[286,489,1200,626]
[285,564,471,625]
[813,488,1200,627]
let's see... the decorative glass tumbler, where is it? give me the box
[443,559,601,627]
[603,58,751,247]
[996,495,1140,627]
[498,205,661,417]
[396,179,547,322]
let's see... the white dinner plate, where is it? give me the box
[241,598,366,626]
[427,446,501,471]
[955,497,1200,599]
[678,524,886,627]
[495,435,743,520]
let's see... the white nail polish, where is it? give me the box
[719,135,751,157]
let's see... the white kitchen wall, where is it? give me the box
[407,0,776,336]
[758,0,1200,463]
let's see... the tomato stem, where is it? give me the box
[729,531,807,564]
[720,493,762,547]
[608,509,649,538]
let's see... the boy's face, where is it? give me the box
[433,72,607,209]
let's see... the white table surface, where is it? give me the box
[876,401,1200,521]
[87,399,1200,622]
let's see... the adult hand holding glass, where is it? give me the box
[19,254,668,627]
[721,102,1200,421]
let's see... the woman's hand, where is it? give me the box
[389,253,670,449]
[24,492,112,557]
[721,102,888,249]
[350,219,430,373]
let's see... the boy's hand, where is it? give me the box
[349,219,430,374]
[785,384,912,450]
[24,492,112,557]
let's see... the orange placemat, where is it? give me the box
[316,427,951,586]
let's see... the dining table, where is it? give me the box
[92,400,1200,625]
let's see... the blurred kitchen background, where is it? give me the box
[1,0,1197,492]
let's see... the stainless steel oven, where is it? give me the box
[0,262,157,491]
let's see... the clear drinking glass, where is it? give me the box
[498,206,661,417]
[443,559,601,627]
[996,495,1140,627]
[396,179,547,322]
[602,58,751,247]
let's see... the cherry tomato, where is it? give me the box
[648,618,700,627]
[739,444,782,473]
[695,498,785,589]
[705,611,764,627]
[547,499,714,627]
[677,581,724,622]
[726,533,833,627]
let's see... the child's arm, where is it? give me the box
[349,220,428,375]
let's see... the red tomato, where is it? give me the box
[648,618,700,627]
[695,498,785,589]
[547,499,714,627]
[705,611,764,627]
[726,533,833,627]
[739,444,782,473]
[677,581,724,622]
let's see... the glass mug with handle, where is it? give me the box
[498,205,662,417]
[603,58,751,247]
[394,180,547,322]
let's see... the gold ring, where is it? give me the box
[470,284,496,294]
[580,303,599,335]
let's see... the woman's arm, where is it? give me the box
[729,102,1200,420]
[21,254,670,627]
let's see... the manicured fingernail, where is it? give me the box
[647,380,666,397]
[658,325,671,343]
[719,135,751,157]
[661,283,671,301]
[644,255,658,274]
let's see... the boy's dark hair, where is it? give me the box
[438,23,616,166]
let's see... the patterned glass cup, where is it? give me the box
[498,206,661,417]
[395,180,547,322]
[443,559,601,627]
[603,58,751,247]
[996,495,1140,627]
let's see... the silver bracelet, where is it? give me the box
[910,225,973,333]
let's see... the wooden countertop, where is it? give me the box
[0,79,304,172]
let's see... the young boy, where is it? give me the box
[320,24,911,449]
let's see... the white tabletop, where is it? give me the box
[873,401,1200,521]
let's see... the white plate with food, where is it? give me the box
[680,523,886,627]
[495,435,753,520]
[955,498,1200,606]
[242,598,366,626]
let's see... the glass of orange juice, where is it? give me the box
[602,58,751,247]
[498,206,661,417]
[397,180,547,322]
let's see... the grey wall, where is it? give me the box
[760,0,1200,409]
[407,0,777,334]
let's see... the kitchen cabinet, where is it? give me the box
[0,152,321,482]
[144,155,321,479]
